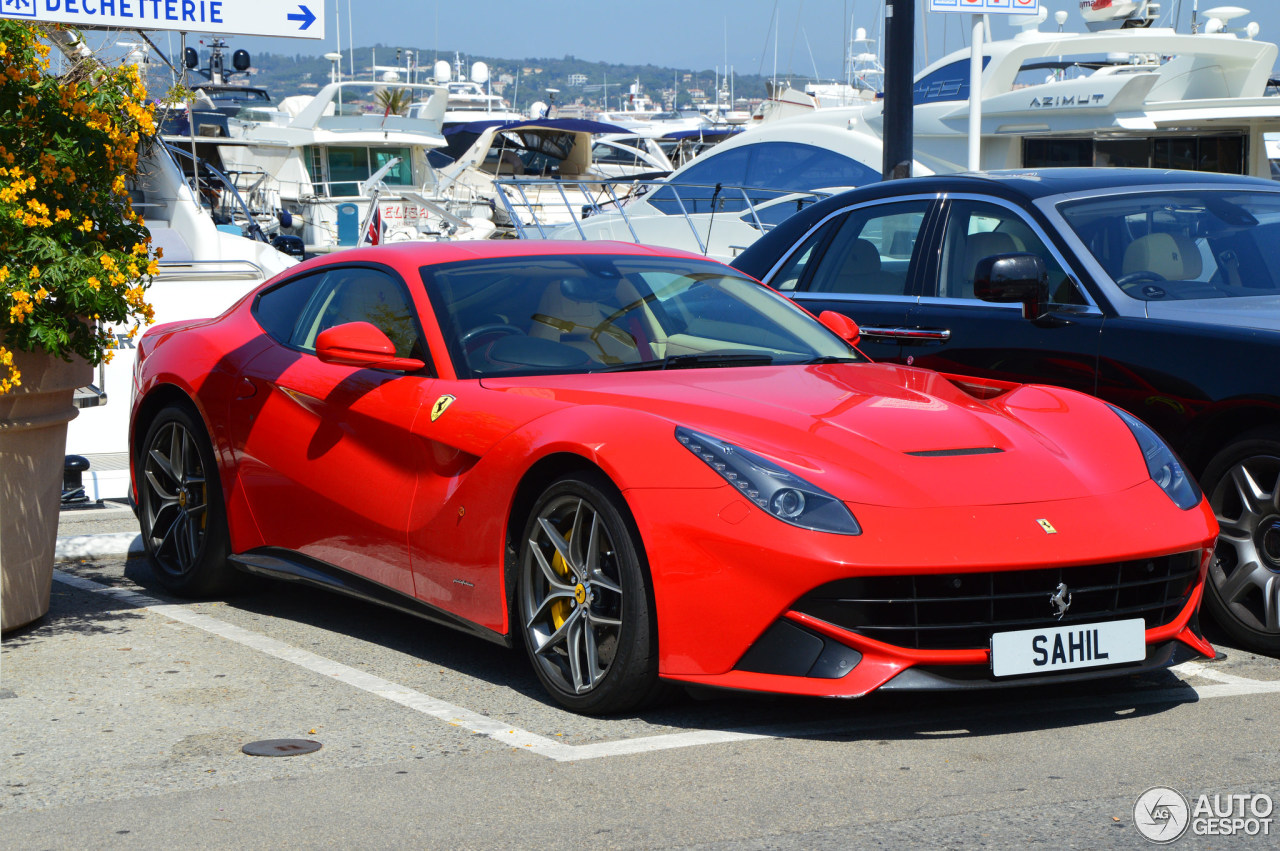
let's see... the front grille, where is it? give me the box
[794,552,1201,650]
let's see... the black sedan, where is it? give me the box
[733,168,1280,654]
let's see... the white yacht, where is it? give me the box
[181,81,497,252]
[755,4,1280,179]
[65,143,298,501]
[437,118,669,229]
[408,57,524,130]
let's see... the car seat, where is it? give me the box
[1122,232,1202,281]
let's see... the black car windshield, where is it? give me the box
[421,254,863,378]
[1058,190,1280,301]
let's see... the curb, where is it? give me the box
[55,533,144,561]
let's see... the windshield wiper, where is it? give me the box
[600,352,776,372]
[795,355,861,365]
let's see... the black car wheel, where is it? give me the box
[517,471,662,714]
[137,405,235,596]
[1202,428,1280,654]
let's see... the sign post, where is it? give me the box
[0,0,326,40]
[928,0,1040,171]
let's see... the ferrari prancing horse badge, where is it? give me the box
[431,394,456,422]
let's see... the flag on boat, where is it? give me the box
[365,206,384,245]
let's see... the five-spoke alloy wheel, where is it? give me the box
[518,472,661,714]
[1202,429,1280,654]
[138,405,234,595]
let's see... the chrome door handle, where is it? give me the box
[858,326,951,341]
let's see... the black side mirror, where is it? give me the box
[974,253,1050,320]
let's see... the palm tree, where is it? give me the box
[375,87,412,116]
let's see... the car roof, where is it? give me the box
[835,168,1279,202]
[281,239,721,277]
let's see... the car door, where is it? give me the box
[776,197,937,363]
[228,263,437,596]
[899,196,1106,395]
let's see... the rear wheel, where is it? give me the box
[517,472,661,714]
[137,405,235,596]
[1201,429,1280,654]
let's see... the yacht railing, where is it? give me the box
[493,178,830,255]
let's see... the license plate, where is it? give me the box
[990,618,1145,677]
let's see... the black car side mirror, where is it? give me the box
[973,253,1050,320]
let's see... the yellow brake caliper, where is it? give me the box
[550,530,573,629]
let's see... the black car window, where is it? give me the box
[804,201,930,296]
[254,271,326,345]
[1059,191,1280,301]
[937,200,1084,304]
[767,217,840,292]
[291,266,427,361]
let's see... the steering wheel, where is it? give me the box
[461,323,522,348]
[1115,270,1166,292]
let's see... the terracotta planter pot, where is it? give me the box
[1,349,92,632]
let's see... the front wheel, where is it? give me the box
[1201,429,1280,654]
[517,472,662,714]
[137,404,236,596]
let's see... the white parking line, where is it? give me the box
[52,570,1280,762]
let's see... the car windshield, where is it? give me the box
[1057,189,1280,301]
[421,254,863,378]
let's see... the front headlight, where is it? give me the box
[1109,405,1201,510]
[676,427,862,535]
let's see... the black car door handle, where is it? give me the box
[858,326,952,342]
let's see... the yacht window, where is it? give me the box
[648,142,879,216]
[1024,135,1245,175]
[305,146,414,197]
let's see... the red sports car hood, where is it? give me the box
[481,363,1152,509]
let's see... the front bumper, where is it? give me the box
[624,482,1217,698]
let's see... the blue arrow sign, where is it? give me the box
[0,0,326,40]
[287,4,316,30]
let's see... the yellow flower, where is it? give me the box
[28,265,39,279]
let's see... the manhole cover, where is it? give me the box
[241,739,322,757]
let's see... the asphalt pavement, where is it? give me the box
[1,503,1277,849]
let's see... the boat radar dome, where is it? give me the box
[471,61,489,84]
[434,59,451,83]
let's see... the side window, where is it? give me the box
[937,201,1085,304]
[253,271,326,344]
[766,218,840,292]
[804,201,930,296]
[292,267,426,360]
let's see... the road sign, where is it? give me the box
[928,0,1040,13]
[0,0,326,40]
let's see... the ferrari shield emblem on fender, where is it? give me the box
[1037,519,1057,534]
[430,394,456,422]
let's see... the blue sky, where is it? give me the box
[149,1,1280,77]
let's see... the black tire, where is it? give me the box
[1201,428,1280,654]
[517,471,663,714]
[137,404,236,596]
